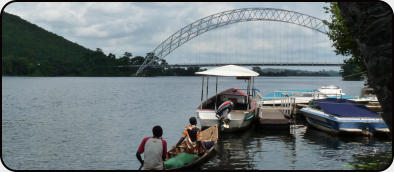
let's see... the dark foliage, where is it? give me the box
[252,67,340,77]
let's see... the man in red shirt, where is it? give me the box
[136,125,167,170]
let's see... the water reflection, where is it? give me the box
[202,126,296,170]
[200,123,391,170]
[209,129,255,170]
[302,127,371,149]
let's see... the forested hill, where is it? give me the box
[2,12,92,61]
[3,12,87,75]
[1,12,146,76]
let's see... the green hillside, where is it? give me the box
[1,12,138,76]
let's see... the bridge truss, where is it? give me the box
[136,8,329,75]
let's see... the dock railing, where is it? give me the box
[276,91,316,117]
[239,88,263,104]
[280,95,295,118]
[253,89,263,106]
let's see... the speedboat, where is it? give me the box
[195,65,261,132]
[300,98,389,135]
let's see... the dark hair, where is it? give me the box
[189,117,197,125]
[152,125,163,138]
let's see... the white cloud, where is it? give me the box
[73,25,108,38]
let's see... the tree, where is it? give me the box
[337,2,392,132]
[108,53,116,60]
[252,67,263,75]
[95,48,104,54]
[130,56,145,65]
[123,52,132,59]
[339,58,364,81]
[323,2,365,80]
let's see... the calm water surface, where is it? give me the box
[2,77,392,170]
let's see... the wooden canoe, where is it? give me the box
[165,124,218,170]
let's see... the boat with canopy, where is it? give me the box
[195,65,262,132]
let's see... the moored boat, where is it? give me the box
[300,98,389,135]
[262,89,316,105]
[165,125,218,170]
[195,65,261,132]
[356,87,382,112]
[197,88,257,132]
[262,85,357,106]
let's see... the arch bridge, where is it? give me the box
[136,8,333,75]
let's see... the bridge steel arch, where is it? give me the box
[136,8,329,75]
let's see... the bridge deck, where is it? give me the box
[119,63,343,68]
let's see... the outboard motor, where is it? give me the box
[216,101,234,131]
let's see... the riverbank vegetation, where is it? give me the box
[323,2,365,81]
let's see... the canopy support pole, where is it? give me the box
[247,78,250,110]
[215,76,218,111]
[252,77,255,97]
[206,77,209,104]
[200,76,204,108]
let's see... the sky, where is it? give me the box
[3,2,391,71]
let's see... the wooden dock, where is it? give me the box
[257,107,290,128]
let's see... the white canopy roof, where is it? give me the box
[195,65,259,77]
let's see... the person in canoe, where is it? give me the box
[136,125,167,170]
[174,117,214,156]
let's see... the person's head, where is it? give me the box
[152,125,163,138]
[189,117,197,125]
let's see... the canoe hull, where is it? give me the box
[165,125,218,170]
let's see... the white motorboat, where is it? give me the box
[316,85,345,98]
[195,65,261,132]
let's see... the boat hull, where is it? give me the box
[196,88,257,132]
[197,110,255,132]
[300,107,389,135]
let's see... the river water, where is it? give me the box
[2,76,392,170]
